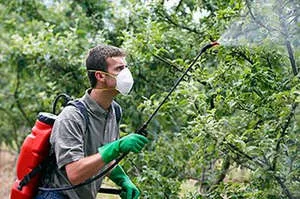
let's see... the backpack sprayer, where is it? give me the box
[13,41,219,197]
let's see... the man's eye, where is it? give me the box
[117,66,125,71]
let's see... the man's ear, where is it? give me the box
[95,71,106,83]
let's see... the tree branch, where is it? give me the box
[236,102,263,118]
[0,107,19,149]
[0,107,17,134]
[274,175,294,199]
[157,11,202,35]
[14,60,32,126]
[175,0,183,12]
[285,40,298,76]
[230,154,255,171]
[213,155,231,185]
[232,49,254,65]
[226,138,294,198]
[277,0,298,76]
[272,103,297,170]
[245,0,279,33]
[199,165,208,193]
[152,53,185,73]
[226,141,265,167]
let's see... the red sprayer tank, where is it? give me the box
[10,112,57,199]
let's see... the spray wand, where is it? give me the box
[39,41,219,193]
[136,41,219,136]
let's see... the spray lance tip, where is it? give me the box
[201,41,220,53]
[211,41,220,46]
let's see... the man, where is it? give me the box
[37,44,148,199]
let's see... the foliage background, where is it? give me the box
[0,0,299,198]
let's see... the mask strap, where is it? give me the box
[88,70,116,79]
[93,88,115,91]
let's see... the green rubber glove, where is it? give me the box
[110,165,140,199]
[98,134,148,164]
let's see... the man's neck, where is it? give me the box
[89,88,116,111]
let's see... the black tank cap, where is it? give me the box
[38,112,57,125]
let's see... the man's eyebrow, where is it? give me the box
[114,64,127,68]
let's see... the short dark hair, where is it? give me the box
[86,44,126,88]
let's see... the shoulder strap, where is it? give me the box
[72,100,88,121]
[17,162,45,191]
[68,100,89,133]
[68,100,122,129]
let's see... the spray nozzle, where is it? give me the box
[211,41,220,46]
[200,41,220,54]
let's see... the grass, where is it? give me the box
[97,179,120,199]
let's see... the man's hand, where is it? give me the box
[98,134,148,164]
[109,165,140,199]
[120,180,140,199]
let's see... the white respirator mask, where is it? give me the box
[89,68,134,95]
[114,68,134,95]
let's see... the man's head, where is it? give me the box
[86,44,126,88]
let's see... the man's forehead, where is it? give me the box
[107,56,126,64]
